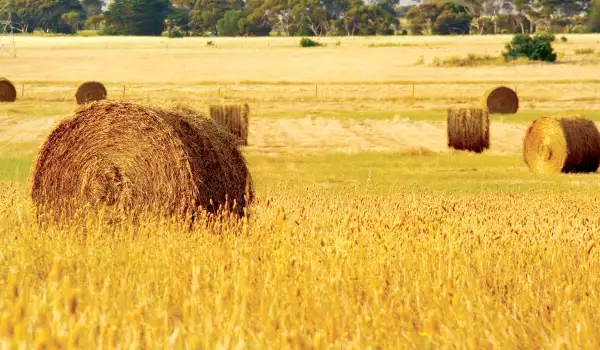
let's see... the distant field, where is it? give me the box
[2,35,600,348]
[4,34,600,83]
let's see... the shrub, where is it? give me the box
[503,34,557,63]
[432,53,499,67]
[575,48,595,55]
[300,38,320,47]
[168,29,184,38]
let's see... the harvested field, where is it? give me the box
[3,34,600,348]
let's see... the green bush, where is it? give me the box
[168,29,184,38]
[300,38,320,47]
[503,34,557,63]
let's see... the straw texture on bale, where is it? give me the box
[31,100,253,222]
[209,104,250,146]
[483,86,519,114]
[447,108,490,153]
[75,81,107,105]
[523,116,600,174]
[0,78,16,102]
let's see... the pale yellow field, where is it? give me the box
[2,35,600,348]
[3,35,600,84]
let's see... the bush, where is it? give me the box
[575,48,595,55]
[503,34,557,63]
[300,38,320,47]
[432,53,499,67]
[168,29,184,38]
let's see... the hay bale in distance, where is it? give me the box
[75,81,107,105]
[523,116,600,173]
[483,86,519,114]
[0,78,17,102]
[31,101,253,222]
[447,108,490,153]
[209,103,250,146]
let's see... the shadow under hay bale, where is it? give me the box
[483,86,519,114]
[0,78,16,102]
[75,81,107,105]
[209,103,250,146]
[523,116,600,173]
[447,108,490,153]
[31,101,253,223]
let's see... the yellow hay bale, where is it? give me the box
[209,103,250,146]
[31,101,253,223]
[447,108,490,153]
[523,116,600,173]
[75,81,107,105]
[0,78,17,102]
[483,86,519,114]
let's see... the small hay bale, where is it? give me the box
[75,81,107,105]
[447,108,490,153]
[0,78,17,102]
[523,116,600,173]
[483,86,519,114]
[209,103,250,146]
[31,100,253,222]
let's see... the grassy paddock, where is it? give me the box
[2,34,600,347]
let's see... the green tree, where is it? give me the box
[103,0,171,35]
[61,10,81,32]
[81,0,104,16]
[190,0,243,35]
[238,0,272,36]
[589,0,600,31]
[216,9,241,35]
[167,6,190,34]
[84,13,104,29]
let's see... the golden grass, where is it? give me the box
[4,34,600,347]
[2,35,600,84]
[2,183,600,347]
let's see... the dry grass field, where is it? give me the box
[2,35,600,348]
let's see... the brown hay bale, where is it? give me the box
[447,108,490,153]
[483,86,518,114]
[0,78,17,102]
[523,116,600,173]
[209,103,250,146]
[31,100,253,222]
[75,81,107,105]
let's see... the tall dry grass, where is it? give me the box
[1,182,600,348]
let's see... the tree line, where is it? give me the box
[7,0,600,36]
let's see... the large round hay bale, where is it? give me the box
[447,108,490,153]
[31,101,253,222]
[483,86,518,114]
[0,78,17,102]
[523,116,600,173]
[75,81,107,105]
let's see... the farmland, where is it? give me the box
[2,35,600,347]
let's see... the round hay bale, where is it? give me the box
[447,108,490,153]
[483,86,518,114]
[31,100,253,222]
[523,116,600,173]
[75,81,107,105]
[0,78,17,102]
